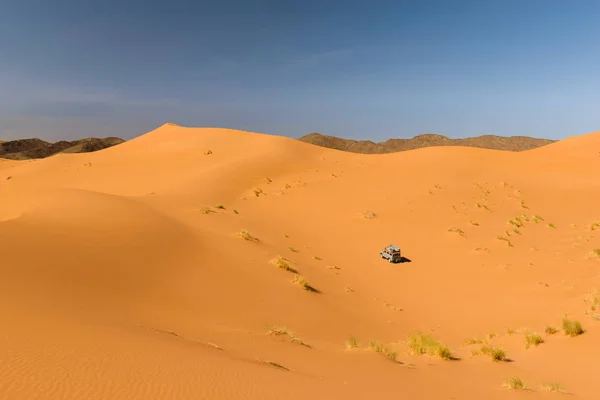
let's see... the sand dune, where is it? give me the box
[0,123,598,399]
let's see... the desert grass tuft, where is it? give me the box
[496,236,513,247]
[540,382,566,393]
[288,247,299,252]
[524,332,544,349]
[548,223,556,228]
[479,345,507,362]
[346,336,359,349]
[199,207,215,214]
[237,230,259,242]
[215,204,225,209]
[469,220,480,226]
[585,289,600,314]
[562,317,584,336]
[362,211,377,219]
[270,256,298,273]
[545,326,558,335]
[506,328,516,335]
[532,214,544,223]
[253,188,264,197]
[462,337,485,347]
[369,340,398,361]
[592,249,600,257]
[448,227,466,237]
[504,377,526,390]
[408,333,452,360]
[267,326,308,347]
[476,203,490,211]
[292,275,318,292]
[233,209,239,214]
[508,218,524,228]
[256,359,289,371]
[590,222,600,231]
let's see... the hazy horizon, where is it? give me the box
[2,0,599,142]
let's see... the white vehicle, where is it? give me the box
[380,244,402,263]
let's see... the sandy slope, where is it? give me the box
[0,123,599,399]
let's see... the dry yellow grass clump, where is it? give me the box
[270,256,298,273]
[408,333,452,360]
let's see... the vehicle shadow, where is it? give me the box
[399,257,411,263]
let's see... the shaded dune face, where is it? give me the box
[0,123,598,400]
[0,188,199,320]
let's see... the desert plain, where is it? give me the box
[1,123,599,399]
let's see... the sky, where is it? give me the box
[1,0,599,141]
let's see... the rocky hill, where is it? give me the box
[298,133,556,153]
[0,137,125,160]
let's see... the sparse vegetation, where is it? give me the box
[270,256,298,273]
[215,204,225,209]
[584,290,600,317]
[506,328,516,335]
[545,326,558,335]
[448,227,466,237]
[540,382,566,393]
[532,214,544,223]
[520,200,529,209]
[478,345,507,362]
[267,326,309,347]
[590,222,600,231]
[362,211,377,219]
[233,209,239,214]
[476,203,490,211]
[496,236,513,247]
[524,332,544,349]
[548,223,556,228]
[562,317,584,337]
[237,230,259,242]
[469,220,480,226]
[288,247,299,252]
[256,359,289,371]
[591,249,600,258]
[312,256,322,260]
[199,207,215,214]
[462,337,485,347]
[292,275,318,292]
[346,336,359,349]
[369,340,398,361]
[504,377,526,390]
[408,333,452,360]
[253,188,264,197]
[508,218,524,228]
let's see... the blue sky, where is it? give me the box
[1,0,599,141]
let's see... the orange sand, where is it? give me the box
[0,123,599,399]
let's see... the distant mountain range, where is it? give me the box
[0,131,557,160]
[297,133,556,153]
[0,137,125,160]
